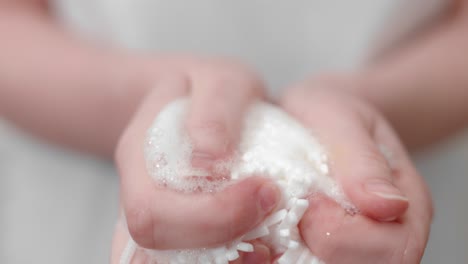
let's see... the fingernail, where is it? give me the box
[380,216,398,222]
[258,183,280,213]
[365,180,408,202]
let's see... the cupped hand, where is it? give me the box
[278,82,433,264]
[110,57,279,263]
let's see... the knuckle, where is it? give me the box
[153,70,190,95]
[195,58,265,96]
[189,119,228,138]
[216,70,262,95]
[359,148,392,176]
[212,207,244,240]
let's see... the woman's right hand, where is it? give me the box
[110,56,279,263]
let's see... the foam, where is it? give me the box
[121,98,351,264]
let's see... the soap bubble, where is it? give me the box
[121,99,351,264]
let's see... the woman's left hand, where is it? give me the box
[277,82,433,264]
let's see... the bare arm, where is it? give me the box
[0,2,283,251]
[354,1,468,151]
[0,1,152,156]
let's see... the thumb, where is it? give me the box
[186,72,261,169]
[281,88,408,221]
[331,131,409,221]
[318,105,409,221]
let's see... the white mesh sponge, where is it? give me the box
[120,99,349,264]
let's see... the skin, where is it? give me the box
[281,87,432,264]
[114,71,280,250]
[0,0,280,257]
[110,86,425,264]
[353,0,468,150]
[1,0,468,263]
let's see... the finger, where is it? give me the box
[117,77,279,249]
[110,212,149,264]
[296,106,430,263]
[239,242,272,264]
[300,152,430,264]
[123,176,279,249]
[281,88,408,221]
[375,120,432,263]
[112,214,274,264]
[299,194,406,264]
[329,117,409,221]
[186,67,263,168]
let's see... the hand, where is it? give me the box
[278,81,433,263]
[110,57,280,263]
